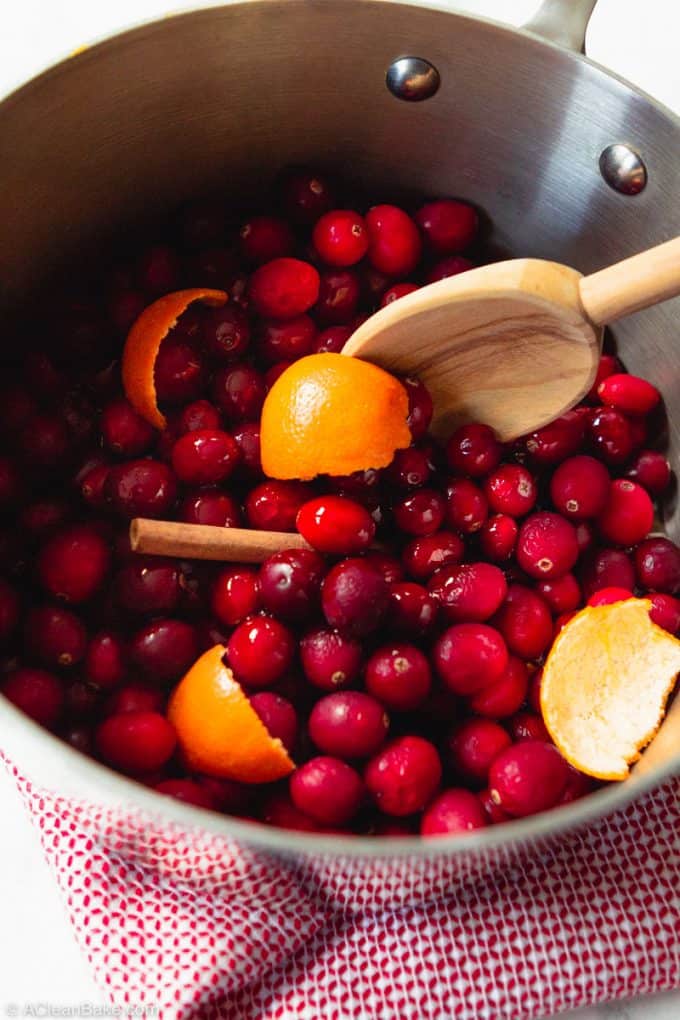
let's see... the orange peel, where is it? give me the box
[540,597,680,780]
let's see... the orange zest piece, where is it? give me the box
[541,597,680,780]
[122,288,227,429]
[167,644,294,783]
[260,352,411,480]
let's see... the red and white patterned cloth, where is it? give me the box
[4,756,680,1020]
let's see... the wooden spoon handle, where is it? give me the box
[579,235,680,326]
[130,519,311,562]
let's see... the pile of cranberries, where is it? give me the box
[1,167,678,838]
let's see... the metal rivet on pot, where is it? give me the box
[599,144,647,195]
[386,57,440,102]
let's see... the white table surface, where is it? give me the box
[1,1,679,1016]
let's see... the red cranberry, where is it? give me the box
[421,788,486,836]
[171,429,240,486]
[598,373,660,415]
[489,741,568,817]
[385,447,432,489]
[21,498,72,540]
[401,531,464,580]
[154,340,205,405]
[227,616,294,688]
[19,414,71,471]
[258,549,325,622]
[556,765,593,805]
[211,567,260,626]
[516,511,578,580]
[364,735,441,816]
[175,399,221,436]
[445,478,488,534]
[249,692,298,753]
[309,691,388,759]
[245,480,309,531]
[313,210,369,267]
[448,718,511,785]
[26,606,87,668]
[257,315,316,364]
[2,667,63,727]
[388,582,437,637]
[38,525,110,604]
[393,489,446,536]
[231,422,262,477]
[365,642,431,711]
[428,562,507,622]
[468,656,528,718]
[115,557,180,614]
[239,215,294,264]
[574,521,596,557]
[597,480,654,546]
[648,593,680,633]
[84,631,126,689]
[380,282,419,307]
[211,364,266,422]
[96,711,176,774]
[493,584,553,659]
[0,579,19,644]
[300,627,362,690]
[202,305,251,362]
[478,788,511,824]
[415,199,478,254]
[296,496,375,555]
[446,423,502,477]
[524,410,588,466]
[129,619,198,683]
[248,258,320,319]
[314,267,361,324]
[372,819,415,836]
[137,244,180,295]
[535,573,581,614]
[321,558,389,636]
[103,682,163,717]
[290,756,364,825]
[550,455,610,521]
[403,376,433,440]
[625,450,671,496]
[107,460,177,519]
[154,779,215,809]
[198,776,249,814]
[635,537,680,594]
[63,724,95,755]
[484,464,537,517]
[313,325,352,354]
[365,205,421,276]
[280,168,336,224]
[580,547,635,598]
[77,463,110,511]
[0,384,37,434]
[260,792,325,832]
[100,399,154,457]
[480,514,518,562]
[587,587,633,606]
[508,712,550,742]
[586,354,621,401]
[425,256,474,283]
[433,622,508,695]
[588,407,634,464]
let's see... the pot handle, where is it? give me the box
[522,0,599,53]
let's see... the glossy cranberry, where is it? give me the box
[211,567,260,626]
[425,256,474,283]
[197,776,249,814]
[478,515,517,563]
[365,735,441,816]
[106,459,177,519]
[115,557,180,614]
[365,643,431,711]
[257,314,316,364]
[635,537,680,594]
[0,384,37,434]
[648,593,680,633]
[447,718,510,785]
[211,363,266,422]
[260,792,325,832]
[625,450,671,496]
[478,787,511,824]
[433,622,508,695]
[535,573,581,614]
[309,691,388,759]
[489,740,568,817]
[96,711,176,774]
[239,215,294,264]
[313,267,361,324]
[170,429,240,486]
[628,415,648,451]
[586,586,633,607]
[580,547,635,598]
[445,478,488,534]
[401,531,463,581]
[507,712,550,743]
[154,779,215,809]
[290,756,364,825]
[231,422,262,477]
[2,667,63,727]
[493,584,553,659]
[84,631,126,689]
[280,168,336,224]
[202,305,251,362]
[179,490,241,527]
[296,496,375,555]
[549,455,610,522]
[137,244,180,294]
[245,480,309,531]
[249,692,298,753]
[153,340,205,406]
[173,401,219,438]
[403,376,433,440]
[99,398,153,457]
[586,354,621,401]
[102,682,163,717]
[445,423,502,478]
[26,606,87,669]
[422,787,487,836]
[129,619,198,683]
[384,447,431,490]
[313,325,353,353]
[321,558,390,637]
[516,512,579,580]
[393,489,445,537]
[428,562,507,622]
[597,480,654,546]
[0,579,19,644]
[524,410,588,466]
[468,655,528,718]
[300,627,363,690]
[365,205,421,276]
[573,521,595,558]
[588,407,634,464]
[227,616,294,688]
[380,282,419,307]
[484,464,537,517]
[387,583,437,638]
[38,525,110,604]
[74,460,108,511]
[415,198,478,254]
[18,414,71,471]
[361,552,403,586]
[313,210,369,266]
[248,258,320,319]
[598,373,660,415]
[258,549,325,622]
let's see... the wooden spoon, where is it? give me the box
[343,236,680,441]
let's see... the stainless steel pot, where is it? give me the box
[1,0,679,908]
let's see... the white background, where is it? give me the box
[1,1,680,1016]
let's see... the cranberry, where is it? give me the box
[385,447,432,489]
[154,779,215,809]
[597,480,654,546]
[170,429,240,486]
[387,582,437,638]
[550,455,610,521]
[393,489,446,536]
[364,552,404,585]
[444,478,486,534]
[249,692,298,753]
[21,498,72,540]
[365,643,431,711]
[239,215,294,264]
[313,325,352,354]
[38,525,110,604]
[478,788,511,824]
[260,792,325,832]
[312,210,369,267]
[103,682,163,717]
[0,579,19,644]
[365,205,421,276]
[428,562,507,622]
[484,464,537,517]
[516,512,579,580]
[372,819,415,836]
[489,741,568,817]
[648,593,680,633]
[635,537,680,594]
[425,256,474,283]
[309,691,388,759]
[154,340,205,405]
[580,547,635,598]
[280,168,336,224]
[587,587,633,606]
[258,549,325,622]
[493,584,553,659]
[100,399,154,457]
[231,422,262,477]
[446,424,502,478]
[447,718,510,785]
[380,282,419,307]
[588,407,633,464]
[415,199,478,254]
[290,756,364,825]
[625,450,671,496]
[19,414,71,471]
[535,573,581,614]
[115,558,180,614]
[321,558,389,636]
[175,399,221,436]
[586,354,621,401]
[556,765,593,805]
[313,267,361,324]
[266,361,294,387]
[137,244,180,295]
[479,515,518,562]
[75,461,108,511]
[296,496,375,555]
[524,410,588,466]
[0,384,37,434]
[198,776,249,814]
[96,711,176,774]
[211,567,260,626]
[245,480,309,531]
[400,376,433,441]
[202,305,251,362]
[179,490,241,528]
[248,258,320,319]
[468,656,529,718]
[574,521,596,557]
[2,667,63,727]
[106,459,177,519]
[129,619,198,683]
[257,315,316,364]
[227,616,294,688]
[211,363,266,422]
[507,712,551,742]
[598,373,660,415]
[83,631,126,690]
[364,735,441,816]
[421,788,487,836]
[402,531,464,580]
[300,627,362,690]
[63,724,95,755]
[433,622,508,695]
[26,605,87,668]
